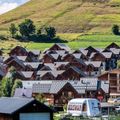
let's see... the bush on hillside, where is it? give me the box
[112,25,120,35]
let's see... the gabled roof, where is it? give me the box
[50,54,59,60]
[32,79,99,94]
[24,62,42,69]
[8,57,25,68]
[110,48,120,55]
[85,61,102,68]
[39,70,64,78]
[40,65,52,71]
[95,48,104,53]
[9,46,28,55]
[40,72,55,78]
[56,43,71,51]
[54,62,69,68]
[73,49,81,54]
[101,52,113,59]
[22,81,53,88]
[32,80,70,94]
[85,46,98,52]
[47,43,70,52]
[69,66,86,77]
[50,81,68,94]
[0,97,53,114]
[44,63,55,70]
[90,52,107,59]
[43,53,59,60]
[33,83,51,93]
[44,50,57,54]
[72,53,82,59]
[89,52,96,58]
[55,50,67,56]
[79,49,88,56]
[105,42,120,49]
[62,53,73,59]
[28,50,41,56]
[20,71,34,78]
[73,58,86,66]
[0,97,34,114]
[16,56,27,61]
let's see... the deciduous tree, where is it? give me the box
[1,77,13,97]
[19,19,35,38]
[11,80,23,96]
[9,23,18,38]
[45,26,56,38]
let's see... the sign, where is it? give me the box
[68,104,82,111]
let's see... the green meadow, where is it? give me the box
[0,34,120,54]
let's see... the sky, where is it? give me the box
[0,0,29,14]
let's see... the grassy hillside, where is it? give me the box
[1,0,120,35]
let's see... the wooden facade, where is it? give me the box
[6,60,25,71]
[69,59,87,71]
[41,72,55,80]
[54,83,80,106]
[9,46,28,56]
[98,69,120,94]
[43,54,56,63]
[62,54,75,62]
[0,100,53,120]
[91,52,106,61]
[56,67,85,80]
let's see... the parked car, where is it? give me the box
[115,106,120,113]
[108,97,120,104]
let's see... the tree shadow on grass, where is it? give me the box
[16,34,68,43]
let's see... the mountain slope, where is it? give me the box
[0,0,120,34]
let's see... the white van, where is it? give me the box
[67,98,101,117]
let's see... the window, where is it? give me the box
[82,103,87,112]
[62,92,65,96]
[55,99,58,104]
[92,102,94,109]
[68,91,73,97]
[51,95,54,98]
[110,74,117,79]
[98,103,101,110]
[62,92,68,96]
[62,99,66,104]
